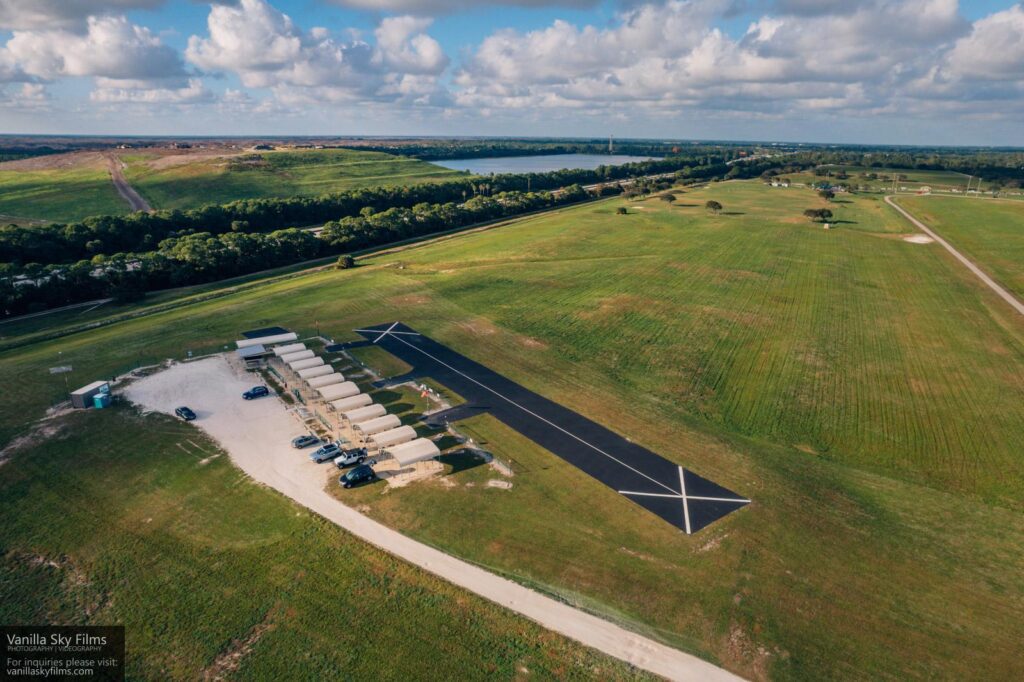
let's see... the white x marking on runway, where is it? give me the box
[619,467,750,534]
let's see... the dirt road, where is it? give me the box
[124,356,742,682]
[886,195,1024,316]
[105,154,152,212]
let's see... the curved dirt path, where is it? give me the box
[124,356,742,682]
[105,154,152,212]
[886,195,1024,316]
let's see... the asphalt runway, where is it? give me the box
[349,322,749,534]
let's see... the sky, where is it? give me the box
[0,0,1022,145]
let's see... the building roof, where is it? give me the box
[280,349,314,363]
[298,365,334,380]
[288,357,324,371]
[354,414,402,435]
[70,380,109,397]
[236,332,298,349]
[341,404,387,424]
[236,344,268,359]
[306,373,345,388]
[329,394,372,412]
[318,382,360,402]
[273,343,306,357]
[386,438,441,466]
[368,425,417,448]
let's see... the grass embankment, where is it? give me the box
[2,180,1023,679]
[0,166,127,222]
[0,407,648,679]
[896,195,1024,299]
[124,148,460,211]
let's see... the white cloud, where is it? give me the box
[454,0,1011,123]
[5,15,186,83]
[0,0,164,30]
[0,82,50,109]
[90,77,213,103]
[326,0,598,13]
[374,16,448,75]
[943,4,1024,81]
[186,0,450,104]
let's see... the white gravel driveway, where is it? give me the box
[124,355,741,682]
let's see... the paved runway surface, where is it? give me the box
[350,322,749,533]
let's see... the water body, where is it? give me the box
[434,153,656,175]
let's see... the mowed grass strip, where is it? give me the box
[2,180,1023,679]
[0,406,650,681]
[896,195,1024,300]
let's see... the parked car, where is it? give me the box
[291,434,321,449]
[340,464,376,488]
[175,406,196,421]
[333,447,368,469]
[310,442,342,463]
[242,386,270,400]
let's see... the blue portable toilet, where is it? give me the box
[93,393,112,409]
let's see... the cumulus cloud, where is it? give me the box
[186,0,450,104]
[0,82,50,109]
[326,0,598,13]
[90,77,213,103]
[453,0,1002,122]
[0,0,164,30]
[5,15,186,84]
[943,4,1024,80]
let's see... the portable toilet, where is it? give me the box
[93,393,112,409]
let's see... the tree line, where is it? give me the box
[0,186,591,317]
[0,151,793,318]
[0,153,727,267]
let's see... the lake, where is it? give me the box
[433,153,656,175]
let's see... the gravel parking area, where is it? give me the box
[124,354,739,682]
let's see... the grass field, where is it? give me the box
[896,195,1024,299]
[123,148,460,212]
[783,165,987,192]
[0,165,128,222]
[2,180,1023,679]
[0,406,648,679]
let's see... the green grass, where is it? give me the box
[0,166,128,222]
[782,165,985,192]
[895,195,1024,300]
[2,180,1023,679]
[0,406,649,680]
[124,148,460,212]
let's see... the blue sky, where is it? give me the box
[1,1,1023,145]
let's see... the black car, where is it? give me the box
[291,434,321,449]
[243,386,270,400]
[340,464,376,488]
[175,406,197,421]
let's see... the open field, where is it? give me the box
[0,147,460,223]
[782,165,990,192]
[0,406,648,680]
[2,180,1023,679]
[0,154,128,222]
[123,148,460,212]
[896,195,1024,299]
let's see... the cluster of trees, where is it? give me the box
[786,149,1024,188]
[803,209,834,223]
[319,186,589,251]
[1,186,591,317]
